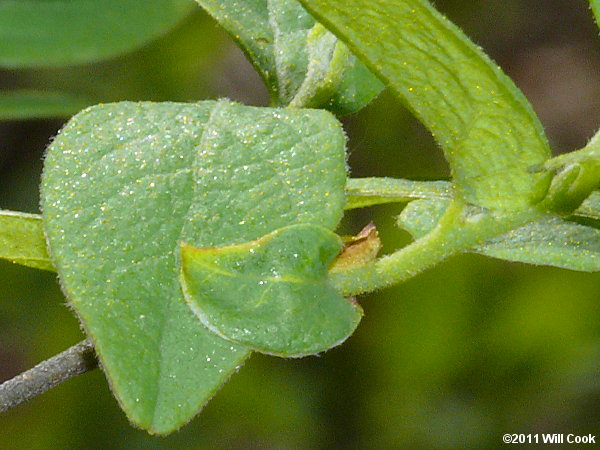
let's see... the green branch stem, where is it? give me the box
[345,177,451,209]
[330,201,542,296]
[0,191,584,411]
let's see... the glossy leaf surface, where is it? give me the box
[0,0,194,67]
[194,0,382,114]
[181,224,361,357]
[299,0,551,209]
[41,100,347,433]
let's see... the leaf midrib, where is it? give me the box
[149,100,231,427]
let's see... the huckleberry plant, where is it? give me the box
[0,0,599,435]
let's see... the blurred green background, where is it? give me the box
[1,0,600,448]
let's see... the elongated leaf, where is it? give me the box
[194,0,382,114]
[41,100,347,434]
[0,0,194,68]
[400,199,600,271]
[0,91,90,120]
[479,218,600,271]
[0,211,53,271]
[181,224,361,357]
[345,177,451,209]
[299,0,551,209]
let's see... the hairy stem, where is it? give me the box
[0,339,97,413]
[0,196,544,411]
[331,201,542,296]
[345,177,452,209]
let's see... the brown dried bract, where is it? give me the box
[332,222,382,270]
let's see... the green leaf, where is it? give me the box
[345,177,451,209]
[288,23,350,109]
[479,218,600,272]
[0,211,54,271]
[299,0,552,209]
[399,199,600,272]
[0,0,194,68]
[194,0,382,114]
[180,224,361,357]
[0,91,90,120]
[398,199,451,240]
[41,100,347,434]
[575,191,600,221]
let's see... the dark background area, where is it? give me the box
[1,0,599,448]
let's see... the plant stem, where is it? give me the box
[330,201,541,296]
[345,177,452,209]
[0,196,545,412]
[0,339,97,413]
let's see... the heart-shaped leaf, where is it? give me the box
[180,224,361,357]
[0,0,194,68]
[41,100,347,434]
[194,0,382,114]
